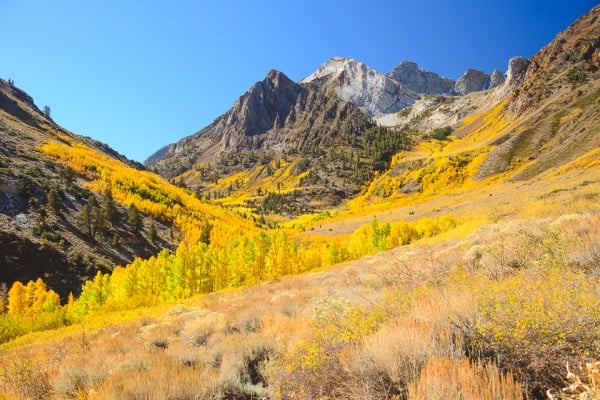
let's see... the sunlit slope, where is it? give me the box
[307,82,600,236]
[41,134,256,246]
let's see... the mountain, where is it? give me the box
[386,60,455,95]
[354,5,599,208]
[147,69,411,213]
[387,61,506,97]
[145,56,512,214]
[147,6,599,218]
[476,5,600,181]
[299,56,421,116]
[0,79,179,297]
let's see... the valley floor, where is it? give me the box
[1,208,599,399]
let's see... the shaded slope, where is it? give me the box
[0,79,206,297]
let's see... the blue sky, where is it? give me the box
[0,1,596,162]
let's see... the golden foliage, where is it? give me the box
[41,139,255,245]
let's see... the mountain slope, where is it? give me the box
[0,80,254,297]
[0,79,181,297]
[476,4,600,181]
[147,70,411,213]
[329,5,599,217]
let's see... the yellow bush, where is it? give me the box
[473,269,600,395]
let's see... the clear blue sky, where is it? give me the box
[1,0,596,162]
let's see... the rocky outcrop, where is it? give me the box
[300,57,420,116]
[489,69,506,88]
[386,61,455,95]
[505,56,529,88]
[453,68,490,95]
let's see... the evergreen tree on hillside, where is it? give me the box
[102,188,119,225]
[78,204,93,238]
[127,204,143,234]
[46,188,61,217]
[200,222,212,245]
[148,221,158,243]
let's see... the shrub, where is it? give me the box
[430,126,453,140]
[567,67,586,86]
[408,357,522,400]
[149,337,169,350]
[472,269,600,398]
[336,319,464,399]
[0,354,50,400]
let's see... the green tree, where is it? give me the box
[200,222,212,245]
[102,188,119,225]
[35,207,47,227]
[127,203,143,234]
[148,221,158,243]
[46,188,61,217]
[59,166,75,187]
[78,204,93,237]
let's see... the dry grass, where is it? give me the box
[408,357,522,400]
[1,212,599,399]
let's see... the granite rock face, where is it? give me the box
[505,56,529,88]
[386,61,455,95]
[489,69,506,88]
[300,57,420,116]
[224,69,303,137]
[453,68,490,95]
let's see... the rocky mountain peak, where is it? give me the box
[453,68,490,95]
[300,56,362,84]
[229,70,303,137]
[386,61,455,95]
[263,69,295,89]
[301,57,419,117]
[489,69,506,88]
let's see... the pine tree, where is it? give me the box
[127,204,143,234]
[148,221,158,243]
[78,204,93,237]
[200,222,212,245]
[35,207,47,227]
[92,205,107,239]
[47,188,61,217]
[102,188,119,225]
